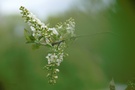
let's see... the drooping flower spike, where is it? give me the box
[19,6,76,84]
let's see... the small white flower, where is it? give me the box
[48,28,59,35]
[46,53,64,66]
[57,25,62,29]
[56,59,62,66]
[28,12,47,30]
[32,33,35,36]
[46,53,58,64]
[33,31,42,38]
[45,38,49,43]
[66,20,75,36]
[36,19,42,25]
[55,69,59,72]
[59,53,64,60]
[46,73,50,77]
[54,76,58,79]
[56,62,60,66]
[30,26,36,32]
[27,14,32,18]
[46,53,52,59]
[41,24,47,29]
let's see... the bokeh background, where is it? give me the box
[0,0,135,90]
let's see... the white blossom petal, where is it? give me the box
[30,26,36,32]
[48,28,59,35]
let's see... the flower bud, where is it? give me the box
[55,69,59,72]
[53,76,58,79]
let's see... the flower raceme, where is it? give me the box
[46,53,64,66]
[19,6,76,84]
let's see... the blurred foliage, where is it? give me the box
[126,79,135,90]
[0,0,135,90]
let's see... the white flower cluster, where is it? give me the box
[20,6,59,45]
[19,6,76,84]
[66,20,76,36]
[46,52,64,66]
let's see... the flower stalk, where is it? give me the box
[19,6,76,84]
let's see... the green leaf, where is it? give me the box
[29,35,35,41]
[38,36,43,40]
[31,43,40,50]
[24,28,30,41]
[24,28,35,43]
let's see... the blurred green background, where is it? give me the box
[0,0,135,90]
